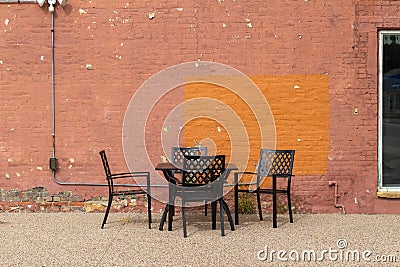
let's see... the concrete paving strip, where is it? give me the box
[0,212,399,266]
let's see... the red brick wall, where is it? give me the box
[1,0,400,213]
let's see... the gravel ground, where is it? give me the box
[0,212,399,267]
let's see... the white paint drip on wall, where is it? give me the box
[79,9,87,15]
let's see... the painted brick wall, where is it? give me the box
[1,0,400,213]
[183,74,330,176]
[334,0,400,214]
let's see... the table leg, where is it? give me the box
[159,204,169,231]
[167,177,175,231]
[222,200,235,231]
[273,174,277,228]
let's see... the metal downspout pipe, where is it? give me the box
[0,0,113,187]
[0,3,149,187]
[49,12,108,187]
[328,181,346,214]
[49,14,152,188]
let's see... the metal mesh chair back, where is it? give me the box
[171,147,208,166]
[257,149,295,176]
[182,155,225,186]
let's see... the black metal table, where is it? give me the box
[155,162,238,231]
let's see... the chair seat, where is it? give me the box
[258,188,288,194]
[113,189,146,196]
[236,187,288,194]
[237,182,257,185]
[179,191,220,203]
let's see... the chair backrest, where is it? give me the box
[171,147,208,166]
[99,150,112,178]
[257,149,295,176]
[182,155,225,186]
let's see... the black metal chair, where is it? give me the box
[234,149,295,228]
[178,155,231,237]
[99,150,152,229]
[171,146,209,215]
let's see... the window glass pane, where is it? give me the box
[382,33,400,187]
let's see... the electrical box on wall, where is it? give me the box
[49,157,58,171]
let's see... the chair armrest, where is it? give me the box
[169,176,182,185]
[271,174,294,178]
[108,172,151,191]
[234,171,257,184]
[109,172,150,179]
[235,171,257,175]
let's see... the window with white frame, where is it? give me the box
[379,30,400,191]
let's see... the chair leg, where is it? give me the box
[182,205,187,238]
[168,204,174,231]
[211,201,217,230]
[219,199,225,236]
[257,191,263,221]
[147,194,152,229]
[101,195,113,229]
[168,193,175,231]
[287,192,293,223]
[234,184,239,225]
[204,201,208,216]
